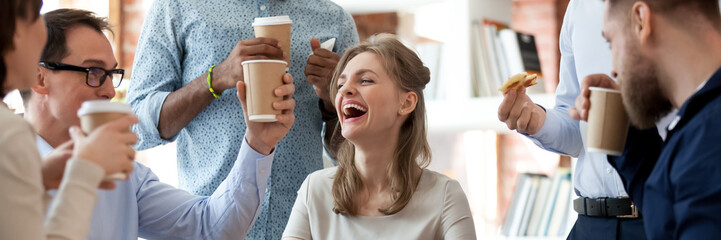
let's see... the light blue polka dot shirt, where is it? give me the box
[127,0,359,239]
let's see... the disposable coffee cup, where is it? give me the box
[242,60,288,122]
[253,16,292,66]
[77,100,134,180]
[587,87,630,156]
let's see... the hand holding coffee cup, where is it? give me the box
[212,38,284,94]
[236,72,296,155]
[569,74,620,121]
[569,74,629,156]
[76,100,138,180]
[253,16,292,65]
[585,87,630,156]
[241,59,288,122]
[41,140,123,190]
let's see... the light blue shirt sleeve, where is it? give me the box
[524,0,583,158]
[135,139,273,239]
[127,0,183,150]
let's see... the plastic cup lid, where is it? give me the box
[241,59,288,66]
[77,100,133,117]
[589,87,621,93]
[252,16,292,26]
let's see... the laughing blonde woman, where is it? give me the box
[282,34,476,240]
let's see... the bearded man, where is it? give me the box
[572,0,721,239]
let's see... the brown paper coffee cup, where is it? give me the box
[587,87,630,156]
[253,16,292,66]
[77,100,134,180]
[242,60,288,122]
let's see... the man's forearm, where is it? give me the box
[157,74,216,139]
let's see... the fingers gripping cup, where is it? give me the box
[253,16,292,66]
[77,100,134,180]
[587,87,630,156]
[242,60,288,122]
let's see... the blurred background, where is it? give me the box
[2,0,577,239]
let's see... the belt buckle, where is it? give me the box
[617,202,639,218]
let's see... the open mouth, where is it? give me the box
[342,103,368,120]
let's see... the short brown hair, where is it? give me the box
[40,8,113,62]
[329,34,432,216]
[0,0,43,98]
[607,0,721,30]
[18,9,113,103]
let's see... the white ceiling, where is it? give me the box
[330,0,444,14]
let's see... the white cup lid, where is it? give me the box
[77,100,133,117]
[241,59,288,66]
[252,16,292,26]
[589,87,621,93]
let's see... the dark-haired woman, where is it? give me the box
[1,1,137,238]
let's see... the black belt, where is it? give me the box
[573,197,639,218]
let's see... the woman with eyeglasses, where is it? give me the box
[0,0,137,239]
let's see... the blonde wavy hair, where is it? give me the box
[329,34,432,216]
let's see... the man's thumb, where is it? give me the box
[310,38,321,50]
[236,81,247,104]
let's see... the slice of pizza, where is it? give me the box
[498,72,538,94]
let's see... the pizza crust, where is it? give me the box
[498,72,538,94]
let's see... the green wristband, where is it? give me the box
[207,65,221,98]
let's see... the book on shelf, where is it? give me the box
[471,21,492,98]
[415,38,444,100]
[555,178,574,236]
[548,173,572,236]
[498,29,545,95]
[501,169,572,237]
[518,176,540,236]
[526,177,551,236]
[471,19,546,98]
[502,173,531,237]
[536,168,565,236]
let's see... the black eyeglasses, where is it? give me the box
[38,61,125,88]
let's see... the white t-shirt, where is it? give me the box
[282,167,476,240]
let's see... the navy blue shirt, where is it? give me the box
[607,126,663,211]
[643,67,721,240]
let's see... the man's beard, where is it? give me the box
[618,49,673,129]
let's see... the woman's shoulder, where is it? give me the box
[420,169,460,187]
[308,166,338,181]
[296,167,337,208]
[302,167,337,191]
[417,169,466,198]
[0,107,31,128]
[0,107,35,143]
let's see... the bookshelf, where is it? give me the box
[403,0,572,239]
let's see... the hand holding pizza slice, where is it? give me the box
[498,72,538,94]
